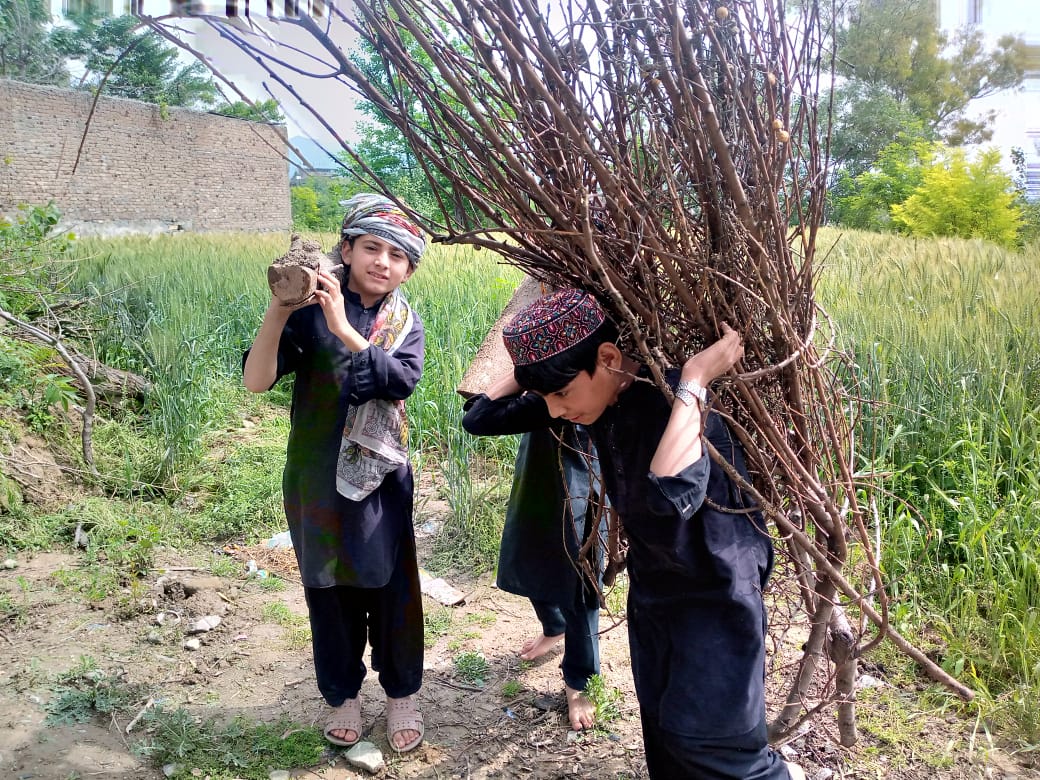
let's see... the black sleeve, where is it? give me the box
[461,392,556,436]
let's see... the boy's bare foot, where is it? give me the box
[565,685,597,731]
[518,632,564,660]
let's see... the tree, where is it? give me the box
[830,0,1026,175]
[831,136,933,231]
[290,185,321,230]
[350,34,484,223]
[891,146,1023,247]
[0,0,68,84]
[1010,146,1040,246]
[50,11,217,108]
[213,98,284,123]
[290,175,363,232]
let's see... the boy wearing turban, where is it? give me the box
[244,194,426,753]
[462,289,805,779]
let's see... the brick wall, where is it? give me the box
[0,80,291,234]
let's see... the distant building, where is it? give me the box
[938,0,1040,197]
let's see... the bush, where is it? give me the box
[891,147,1022,248]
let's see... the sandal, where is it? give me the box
[386,695,424,753]
[324,696,363,747]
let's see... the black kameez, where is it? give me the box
[462,371,789,778]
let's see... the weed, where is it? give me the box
[583,674,623,726]
[501,679,523,698]
[9,657,47,693]
[46,656,151,725]
[257,576,286,592]
[133,706,325,780]
[261,601,301,626]
[0,575,31,625]
[466,611,496,627]
[260,601,311,649]
[453,650,489,687]
[424,605,453,648]
[208,554,243,579]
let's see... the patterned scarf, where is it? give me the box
[335,288,415,500]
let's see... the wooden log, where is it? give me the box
[456,275,544,398]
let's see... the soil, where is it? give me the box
[1,450,1037,780]
[267,234,344,307]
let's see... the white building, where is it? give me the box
[938,0,1040,196]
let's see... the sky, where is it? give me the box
[76,0,373,159]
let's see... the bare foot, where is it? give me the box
[565,685,597,731]
[518,632,564,661]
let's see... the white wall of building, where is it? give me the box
[938,0,1040,194]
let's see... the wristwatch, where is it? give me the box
[674,379,708,408]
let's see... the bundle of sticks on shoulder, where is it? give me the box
[233,0,972,735]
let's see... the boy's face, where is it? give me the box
[538,344,623,425]
[340,233,413,304]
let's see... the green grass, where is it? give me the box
[6,224,1040,749]
[133,708,326,780]
[818,228,1040,743]
[38,639,325,780]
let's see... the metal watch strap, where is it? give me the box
[674,379,708,407]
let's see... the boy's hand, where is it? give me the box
[313,268,368,351]
[682,323,743,386]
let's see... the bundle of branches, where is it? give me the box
[140,0,972,742]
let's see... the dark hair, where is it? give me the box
[513,318,619,394]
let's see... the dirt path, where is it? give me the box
[0,538,1034,779]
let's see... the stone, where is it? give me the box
[345,741,385,774]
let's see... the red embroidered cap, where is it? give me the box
[503,289,606,366]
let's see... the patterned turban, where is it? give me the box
[503,289,606,366]
[339,193,426,267]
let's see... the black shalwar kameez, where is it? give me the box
[460,370,790,779]
[247,284,425,704]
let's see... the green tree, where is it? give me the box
[213,98,284,123]
[0,0,68,84]
[831,0,1026,175]
[290,185,321,230]
[50,12,217,108]
[290,175,362,232]
[831,136,933,231]
[891,147,1022,248]
[1009,147,1040,246]
[350,33,482,222]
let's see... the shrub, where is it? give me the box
[891,146,1022,248]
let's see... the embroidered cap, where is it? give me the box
[339,193,426,267]
[503,288,606,366]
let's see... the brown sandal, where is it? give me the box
[386,695,424,753]
[324,696,363,747]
